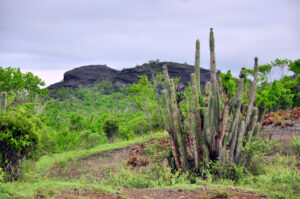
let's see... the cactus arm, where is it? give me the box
[244,57,258,133]
[209,28,220,137]
[162,70,182,170]
[252,109,265,141]
[209,28,217,86]
[195,40,201,95]
[227,74,244,148]
[218,103,229,163]
[234,120,245,164]
[228,69,245,159]
[191,85,201,169]
[170,80,189,171]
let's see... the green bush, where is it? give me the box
[76,130,106,149]
[102,118,119,143]
[0,110,38,180]
[38,127,58,154]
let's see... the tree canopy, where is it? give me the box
[0,67,46,96]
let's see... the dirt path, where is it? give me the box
[51,142,143,181]
[51,187,265,199]
[123,187,265,199]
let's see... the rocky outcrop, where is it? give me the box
[47,61,211,91]
[47,65,118,90]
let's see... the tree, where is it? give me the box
[219,70,236,98]
[0,67,47,107]
[289,59,300,74]
[126,74,163,131]
[243,58,299,111]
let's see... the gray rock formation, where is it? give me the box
[47,61,211,91]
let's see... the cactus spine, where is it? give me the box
[162,28,263,173]
[0,92,7,111]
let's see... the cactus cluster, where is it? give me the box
[0,91,7,111]
[162,28,263,172]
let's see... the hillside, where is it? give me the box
[47,61,211,91]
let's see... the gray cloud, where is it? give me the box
[0,0,299,85]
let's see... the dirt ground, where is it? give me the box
[122,187,265,199]
[48,119,300,199]
[48,187,265,199]
[51,143,141,182]
[260,118,300,140]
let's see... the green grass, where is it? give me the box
[0,179,117,199]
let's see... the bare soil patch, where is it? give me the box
[51,188,121,199]
[50,138,169,181]
[51,187,264,199]
[124,187,265,199]
[260,118,300,140]
[50,143,142,181]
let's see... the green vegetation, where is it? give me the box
[103,118,119,143]
[0,29,299,198]
[0,132,166,198]
[0,109,39,181]
[252,58,299,112]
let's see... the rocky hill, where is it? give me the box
[47,61,211,91]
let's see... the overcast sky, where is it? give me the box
[1,0,299,86]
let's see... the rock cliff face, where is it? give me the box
[47,61,211,91]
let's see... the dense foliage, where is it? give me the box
[253,59,299,112]
[0,109,39,180]
[220,59,300,112]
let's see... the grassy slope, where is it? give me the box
[0,132,167,199]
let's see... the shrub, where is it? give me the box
[102,118,118,143]
[0,110,38,181]
[38,127,58,154]
[76,130,105,149]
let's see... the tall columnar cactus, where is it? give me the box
[0,92,8,111]
[194,40,201,95]
[162,28,263,172]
